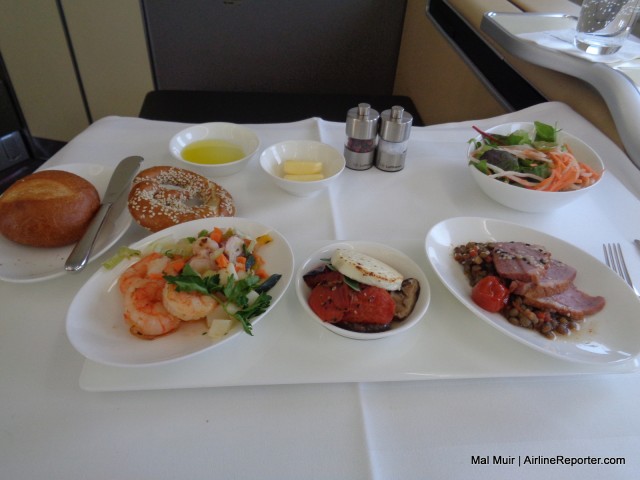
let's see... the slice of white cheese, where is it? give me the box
[330,249,403,291]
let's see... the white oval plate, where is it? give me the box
[0,163,132,283]
[425,217,640,364]
[296,241,430,340]
[66,217,294,367]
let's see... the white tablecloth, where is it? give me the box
[2,102,639,479]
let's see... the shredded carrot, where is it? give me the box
[579,162,602,182]
[522,147,596,192]
[532,171,557,191]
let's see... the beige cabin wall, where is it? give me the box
[3,0,572,142]
[0,0,153,143]
[394,0,511,125]
[0,0,89,141]
[61,0,153,124]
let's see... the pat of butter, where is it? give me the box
[284,173,324,181]
[283,161,323,175]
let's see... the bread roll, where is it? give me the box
[0,170,100,247]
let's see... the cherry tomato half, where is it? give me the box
[471,275,509,313]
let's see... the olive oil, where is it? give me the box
[181,140,245,165]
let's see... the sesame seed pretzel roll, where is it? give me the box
[127,166,235,232]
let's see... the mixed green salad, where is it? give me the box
[469,121,601,192]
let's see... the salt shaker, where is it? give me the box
[375,106,413,172]
[344,103,379,170]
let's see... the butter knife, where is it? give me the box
[65,156,143,272]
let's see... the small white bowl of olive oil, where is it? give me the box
[170,122,260,177]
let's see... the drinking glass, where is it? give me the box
[574,0,640,54]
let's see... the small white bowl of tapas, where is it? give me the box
[295,241,431,340]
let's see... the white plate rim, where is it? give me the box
[295,240,431,340]
[0,163,132,283]
[65,217,294,367]
[425,216,640,364]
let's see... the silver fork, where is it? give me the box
[603,243,637,294]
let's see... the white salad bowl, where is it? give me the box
[467,122,605,213]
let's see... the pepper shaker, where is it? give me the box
[344,103,379,170]
[375,106,413,172]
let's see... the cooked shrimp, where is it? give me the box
[224,235,245,263]
[123,278,181,338]
[162,283,218,321]
[187,255,212,274]
[118,252,170,294]
[186,237,223,274]
[192,236,219,256]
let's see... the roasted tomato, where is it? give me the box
[343,285,396,324]
[308,283,395,325]
[471,275,509,313]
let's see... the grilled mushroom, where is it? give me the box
[390,278,420,321]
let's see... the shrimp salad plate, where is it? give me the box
[0,163,132,283]
[66,217,294,367]
[425,217,640,365]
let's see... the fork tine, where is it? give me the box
[603,243,612,268]
[612,243,634,289]
[604,243,639,297]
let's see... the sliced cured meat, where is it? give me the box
[492,242,551,283]
[509,259,577,298]
[523,285,605,320]
[454,241,607,339]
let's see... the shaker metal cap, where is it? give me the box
[379,106,413,142]
[345,103,379,140]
